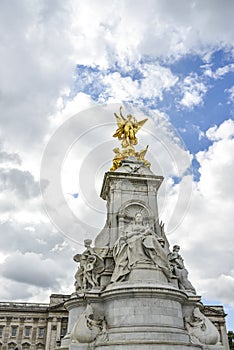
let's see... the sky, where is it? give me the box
[0,0,234,330]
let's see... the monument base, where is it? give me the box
[95,341,202,350]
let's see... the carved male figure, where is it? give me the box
[168,245,196,294]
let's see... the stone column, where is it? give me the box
[3,317,12,349]
[18,318,24,345]
[56,318,61,344]
[219,322,230,349]
[45,318,52,350]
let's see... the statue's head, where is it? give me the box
[135,212,143,224]
[173,244,180,252]
[84,239,92,248]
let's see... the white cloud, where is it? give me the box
[165,119,234,307]
[102,73,139,102]
[0,0,75,151]
[199,274,234,306]
[0,168,41,199]
[140,64,179,99]
[0,150,21,166]
[204,63,234,79]
[192,124,205,140]
[1,252,63,288]
[69,0,234,65]
[179,73,208,109]
[0,221,77,301]
[49,92,96,130]
[226,86,234,104]
[0,0,233,154]
[206,119,234,141]
[101,63,178,103]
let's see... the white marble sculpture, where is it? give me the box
[70,303,102,344]
[111,212,172,282]
[168,244,196,294]
[185,307,220,345]
[73,239,105,292]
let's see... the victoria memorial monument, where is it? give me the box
[60,107,228,350]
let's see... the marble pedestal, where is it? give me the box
[62,284,206,350]
[97,283,201,350]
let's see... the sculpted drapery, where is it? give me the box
[111,212,171,283]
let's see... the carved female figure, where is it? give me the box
[111,213,171,282]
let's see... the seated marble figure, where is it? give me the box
[111,212,172,282]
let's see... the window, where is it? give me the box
[25,327,31,337]
[38,328,44,338]
[11,326,17,337]
[36,344,43,350]
[8,343,16,350]
[22,344,29,350]
[0,326,3,337]
[61,327,67,337]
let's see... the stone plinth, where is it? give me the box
[63,286,204,350]
[99,283,197,349]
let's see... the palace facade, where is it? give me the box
[0,295,69,350]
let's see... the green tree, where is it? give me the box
[228,331,234,349]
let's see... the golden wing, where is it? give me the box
[114,114,125,128]
[138,145,149,158]
[113,107,126,138]
[133,117,148,132]
[114,106,126,127]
